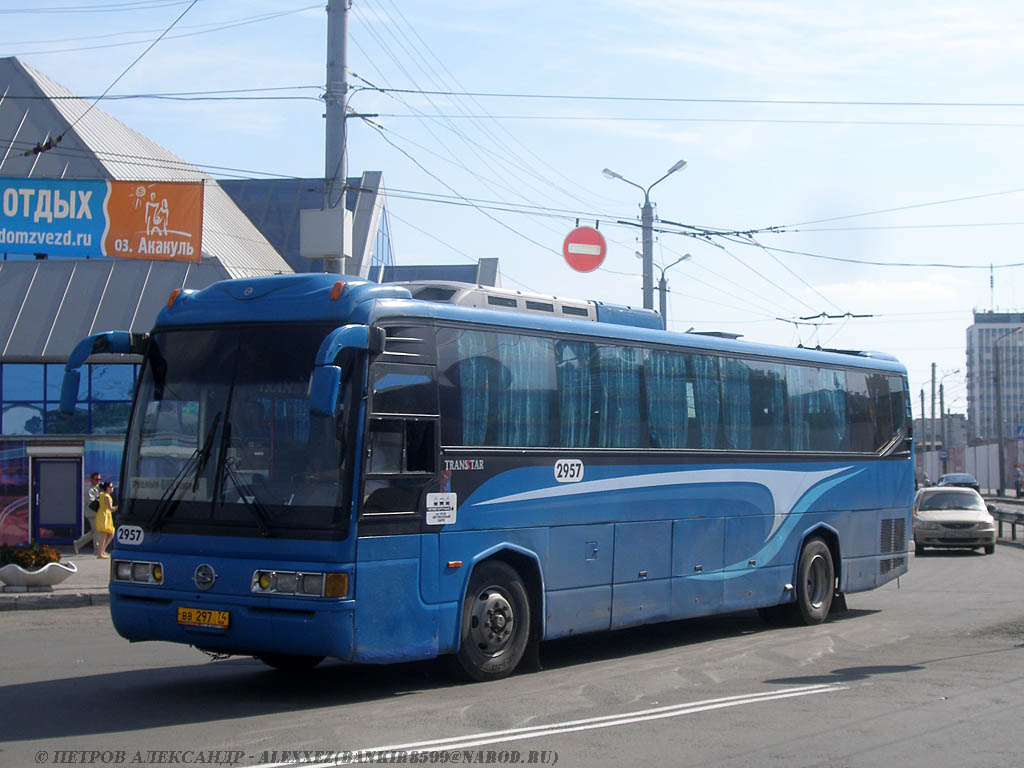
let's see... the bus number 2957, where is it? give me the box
[554,459,584,483]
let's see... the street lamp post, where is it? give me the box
[937,368,960,473]
[656,253,691,323]
[994,328,1022,495]
[602,160,687,310]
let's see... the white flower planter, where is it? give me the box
[0,560,78,587]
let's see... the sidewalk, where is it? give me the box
[0,547,110,611]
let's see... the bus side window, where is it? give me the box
[367,419,436,475]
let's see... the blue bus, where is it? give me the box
[62,274,913,681]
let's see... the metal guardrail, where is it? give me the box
[986,504,1024,540]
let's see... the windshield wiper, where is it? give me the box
[221,456,274,537]
[146,413,221,532]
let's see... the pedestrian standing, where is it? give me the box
[73,472,101,555]
[1014,466,1022,498]
[94,481,116,559]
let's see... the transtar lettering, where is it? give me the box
[444,459,485,471]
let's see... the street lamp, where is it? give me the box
[994,328,1022,495]
[656,253,691,323]
[602,159,687,310]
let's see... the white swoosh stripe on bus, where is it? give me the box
[245,684,845,768]
[473,467,852,540]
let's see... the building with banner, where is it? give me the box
[0,56,499,547]
[0,57,299,547]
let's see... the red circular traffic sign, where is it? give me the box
[562,226,606,272]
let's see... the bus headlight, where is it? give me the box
[112,559,163,584]
[252,570,348,598]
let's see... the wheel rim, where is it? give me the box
[469,584,516,656]
[806,553,830,610]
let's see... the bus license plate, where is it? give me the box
[177,606,230,629]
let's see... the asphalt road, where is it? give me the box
[2,545,1023,768]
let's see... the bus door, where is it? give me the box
[354,325,445,657]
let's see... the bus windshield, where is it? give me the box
[122,324,354,538]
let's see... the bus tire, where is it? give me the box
[454,561,530,682]
[256,653,324,671]
[792,537,834,625]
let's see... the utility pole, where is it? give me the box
[995,342,1005,495]
[930,363,936,458]
[940,383,946,473]
[920,388,926,483]
[323,0,348,273]
[640,198,654,310]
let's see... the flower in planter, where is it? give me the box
[0,542,62,571]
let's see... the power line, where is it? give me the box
[6,86,322,100]
[26,0,199,157]
[0,0,193,13]
[776,187,1024,228]
[362,87,1024,110]
[6,4,319,57]
[361,118,559,257]
[370,113,1024,129]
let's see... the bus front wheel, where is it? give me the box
[454,561,530,682]
[792,537,834,625]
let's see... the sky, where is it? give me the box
[5,0,1024,421]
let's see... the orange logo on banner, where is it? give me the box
[103,181,203,262]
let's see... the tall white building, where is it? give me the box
[966,311,1024,441]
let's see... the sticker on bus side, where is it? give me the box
[554,459,584,483]
[426,493,457,525]
[116,525,144,546]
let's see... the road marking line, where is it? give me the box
[246,684,846,768]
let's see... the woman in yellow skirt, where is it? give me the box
[95,481,116,559]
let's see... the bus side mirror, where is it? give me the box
[60,330,146,415]
[309,325,386,417]
[59,369,81,416]
[310,366,343,418]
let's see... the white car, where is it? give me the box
[913,487,996,555]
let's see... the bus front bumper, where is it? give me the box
[109,585,355,660]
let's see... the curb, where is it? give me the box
[0,592,109,611]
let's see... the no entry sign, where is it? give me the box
[562,226,606,272]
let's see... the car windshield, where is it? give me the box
[121,324,357,539]
[919,490,986,511]
[940,474,975,484]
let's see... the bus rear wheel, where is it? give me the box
[791,537,834,625]
[454,561,530,682]
[256,653,324,671]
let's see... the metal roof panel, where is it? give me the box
[5,261,74,360]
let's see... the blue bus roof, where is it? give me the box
[154,274,907,375]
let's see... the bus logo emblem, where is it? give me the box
[194,564,217,590]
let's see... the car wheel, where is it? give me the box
[454,561,530,682]
[984,544,995,555]
[915,542,924,556]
